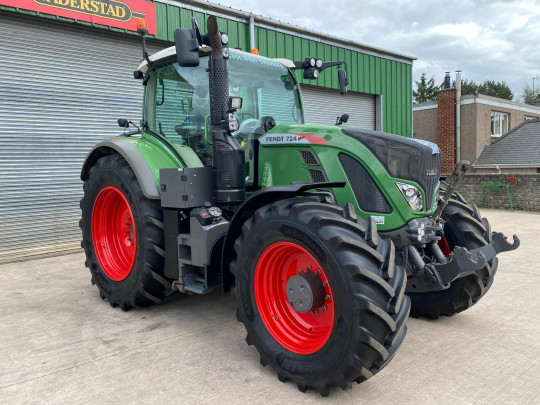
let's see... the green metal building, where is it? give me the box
[0,0,415,261]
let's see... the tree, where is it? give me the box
[458,79,479,96]
[452,79,513,100]
[521,83,539,105]
[414,73,439,103]
[414,74,514,103]
[478,80,513,100]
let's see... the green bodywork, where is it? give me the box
[128,122,437,232]
[123,132,202,179]
[257,124,438,231]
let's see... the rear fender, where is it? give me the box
[81,137,184,199]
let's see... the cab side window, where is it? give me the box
[151,63,212,166]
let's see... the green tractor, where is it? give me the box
[80,16,519,396]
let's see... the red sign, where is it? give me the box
[0,0,156,35]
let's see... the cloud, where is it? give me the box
[429,23,482,41]
[211,0,540,98]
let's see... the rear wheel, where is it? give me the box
[231,199,410,396]
[80,154,174,310]
[408,193,497,318]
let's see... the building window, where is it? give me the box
[491,111,508,137]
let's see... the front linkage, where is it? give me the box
[385,161,520,293]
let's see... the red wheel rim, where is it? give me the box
[254,242,334,354]
[438,236,451,258]
[91,186,137,281]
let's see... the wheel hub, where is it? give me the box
[254,242,335,354]
[91,186,137,281]
[286,273,325,313]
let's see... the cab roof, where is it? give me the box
[136,47,294,72]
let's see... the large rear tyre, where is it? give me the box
[231,199,410,396]
[408,193,497,318]
[80,154,173,310]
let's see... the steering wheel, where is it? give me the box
[235,118,259,143]
[236,112,255,122]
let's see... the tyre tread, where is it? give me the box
[232,198,409,395]
[80,154,173,310]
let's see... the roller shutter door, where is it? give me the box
[301,85,375,128]
[0,13,164,262]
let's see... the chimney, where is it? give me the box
[437,75,456,174]
[443,72,451,89]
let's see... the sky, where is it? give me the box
[208,0,540,101]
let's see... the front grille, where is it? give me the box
[421,153,441,209]
[342,128,441,211]
[307,169,327,183]
[339,154,392,213]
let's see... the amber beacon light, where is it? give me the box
[137,18,148,36]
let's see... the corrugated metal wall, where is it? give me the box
[0,13,163,262]
[0,1,413,261]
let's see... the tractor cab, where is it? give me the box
[138,48,303,185]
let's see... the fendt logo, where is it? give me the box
[0,0,156,34]
[33,0,145,23]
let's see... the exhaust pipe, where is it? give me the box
[207,16,245,203]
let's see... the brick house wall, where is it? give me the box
[413,94,540,172]
[413,107,437,144]
[474,100,540,147]
[457,103,477,164]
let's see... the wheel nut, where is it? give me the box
[306,265,311,272]
[325,295,331,301]
[323,281,328,287]
[297,269,302,275]
[321,306,327,312]
[315,269,321,276]
[312,309,317,315]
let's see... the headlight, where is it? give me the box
[396,182,423,211]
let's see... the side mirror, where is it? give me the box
[338,69,349,95]
[335,114,349,126]
[174,28,200,67]
[118,118,129,128]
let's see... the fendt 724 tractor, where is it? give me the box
[80,17,519,395]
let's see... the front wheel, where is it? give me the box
[231,199,410,396]
[80,154,174,310]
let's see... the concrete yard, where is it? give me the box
[1,209,539,404]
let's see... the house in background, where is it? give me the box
[413,88,540,173]
[474,119,540,173]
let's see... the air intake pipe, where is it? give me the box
[207,16,245,203]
